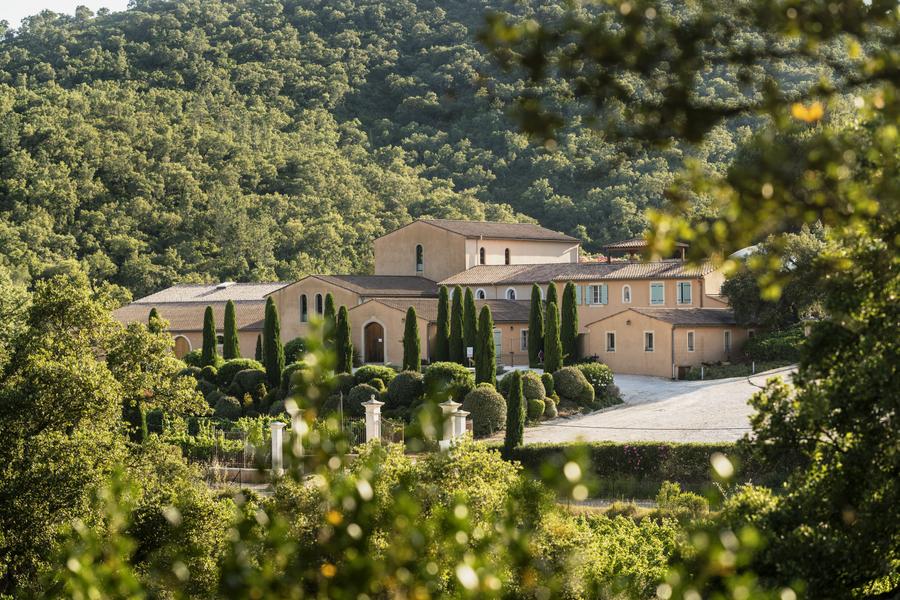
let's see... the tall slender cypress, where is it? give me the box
[543,300,562,374]
[201,306,217,366]
[463,287,477,359]
[434,285,450,361]
[528,284,544,368]
[475,306,496,386]
[263,297,285,388]
[504,370,525,451]
[561,282,579,365]
[335,306,353,373]
[148,307,164,333]
[546,281,558,309]
[402,306,421,372]
[449,285,465,363]
[255,334,263,362]
[223,299,240,359]
[323,293,336,346]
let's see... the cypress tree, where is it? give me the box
[504,370,525,451]
[201,306,217,366]
[263,297,285,388]
[546,281,558,308]
[449,285,465,363]
[402,306,421,372]
[463,287,477,360]
[475,305,496,386]
[528,284,544,368]
[543,300,562,374]
[148,307,163,333]
[223,299,241,359]
[335,306,353,373]
[255,334,263,362]
[434,285,450,361]
[561,282,579,365]
[323,293,336,346]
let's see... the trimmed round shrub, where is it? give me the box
[424,362,475,403]
[213,395,242,420]
[497,371,546,401]
[217,358,264,387]
[597,384,623,409]
[369,377,386,392]
[268,400,286,416]
[553,367,595,407]
[386,371,425,410]
[330,372,355,396]
[178,366,202,379]
[541,372,555,396]
[182,349,203,367]
[200,365,218,383]
[284,337,307,364]
[544,396,558,419]
[280,362,308,394]
[575,363,615,396]
[527,398,545,421]
[354,365,397,386]
[145,409,164,434]
[229,368,267,398]
[462,383,506,438]
[347,383,380,417]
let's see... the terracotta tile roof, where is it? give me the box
[114,301,267,332]
[439,261,716,286]
[418,219,579,242]
[133,282,288,304]
[354,298,531,323]
[603,237,688,249]
[311,275,438,297]
[594,307,738,327]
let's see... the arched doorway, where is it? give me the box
[174,335,191,358]
[364,321,385,363]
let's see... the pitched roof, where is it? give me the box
[603,237,688,250]
[353,298,531,323]
[132,282,288,304]
[114,300,267,332]
[439,261,716,286]
[416,219,579,242]
[587,307,738,327]
[308,275,438,297]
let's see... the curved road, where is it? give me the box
[524,366,796,444]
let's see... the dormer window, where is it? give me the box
[479,247,486,265]
[416,244,424,273]
[504,248,510,265]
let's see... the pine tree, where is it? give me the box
[528,284,544,368]
[434,285,450,361]
[201,306,217,366]
[561,282,579,365]
[475,305,496,386]
[263,297,285,388]
[335,306,353,373]
[148,307,163,333]
[323,293,336,346]
[402,306,421,372]
[255,334,263,362]
[449,285,465,363]
[463,287,478,362]
[504,370,525,451]
[543,300,562,374]
[223,299,240,359]
[546,281,558,308]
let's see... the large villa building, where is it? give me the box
[115,219,749,378]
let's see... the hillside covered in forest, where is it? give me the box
[0,0,827,296]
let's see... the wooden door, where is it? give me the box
[364,322,385,363]
[174,336,191,359]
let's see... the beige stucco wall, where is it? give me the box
[347,301,432,366]
[170,330,261,361]
[673,327,748,366]
[268,277,362,342]
[465,238,579,268]
[374,221,468,282]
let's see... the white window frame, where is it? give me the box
[622,285,631,304]
[505,287,517,300]
[475,288,487,300]
[724,330,732,353]
[644,331,655,352]
[606,331,616,353]
[520,329,528,351]
[650,282,665,305]
[687,330,695,352]
[676,281,692,305]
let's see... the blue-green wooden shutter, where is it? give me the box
[576,284,583,305]
[600,284,608,305]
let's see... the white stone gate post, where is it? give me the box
[364,396,385,443]
[270,421,285,476]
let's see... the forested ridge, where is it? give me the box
[0,0,824,296]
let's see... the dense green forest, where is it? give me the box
[0,0,825,296]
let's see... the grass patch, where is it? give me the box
[683,360,793,380]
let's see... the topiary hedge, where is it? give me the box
[213,395,242,420]
[347,383,380,417]
[553,367,595,408]
[386,371,424,409]
[330,372,355,396]
[200,365,218,383]
[544,396,558,419]
[354,365,397,386]
[541,372,555,396]
[280,362,308,395]
[229,369,268,398]
[497,371,546,401]
[284,337,306,364]
[462,383,506,438]
[527,398,545,421]
[423,361,475,403]
[575,362,614,395]
[217,358,264,387]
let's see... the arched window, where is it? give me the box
[315,293,324,315]
[622,285,631,304]
[505,288,517,300]
[504,248,511,265]
[415,244,424,273]
[476,288,487,300]
[300,294,308,322]
[479,247,486,265]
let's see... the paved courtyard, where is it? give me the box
[524,366,796,444]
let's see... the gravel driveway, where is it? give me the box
[524,366,796,444]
